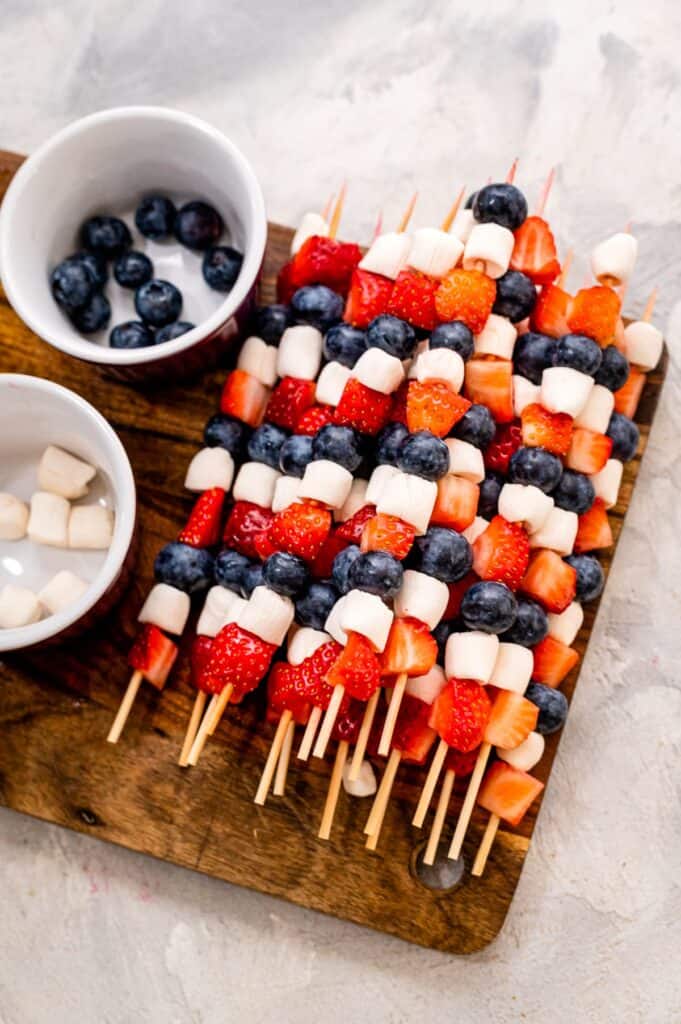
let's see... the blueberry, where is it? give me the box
[552,333,603,377]
[430,321,475,360]
[279,434,314,477]
[242,561,265,597]
[323,323,367,367]
[253,304,292,345]
[502,597,548,647]
[493,270,536,323]
[347,550,403,598]
[135,279,182,327]
[246,423,288,469]
[114,250,153,289]
[479,469,504,519]
[109,320,155,349]
[525,682,568,735]
[565,554,605,602]
[397,430,449,481]
[70,292,111,333]
[175,200,223,251]
[552,469,595,515]
[332,544,362,595]
[432,620,450,662]
[375,422,410,466]
[73,250,108,289]
[291,284,343,332]
[312,424,363,472]
[413,527,473,583]
[262,552,309,597]
[366,314,417,360]
[214,549,251,593]
[595,345,629,392]
[513,331,555,385]
[295,581,338,629]
[135,195,177,240]
[204,414,251,456]
[472,183,528,231]
[202,245,243,292]
[451,404,496,450]
[461,580,518,634]
[509,446,562,494]
[154,541,214,595]
[80,215,132,259]
[607,412,639,461]
[50,256,97,312]
[464,191,477,209]
[155,321,196,343]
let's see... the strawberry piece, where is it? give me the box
[310,529,347,578]
[406,380,471,436]
[532,635,579,687]
[443,572,478,620]
[393,694,437,764]
[531,283,572,338]
[389,379,410,426]
[296,403,335,435]
[464,359,514,423]
[326,631,382,701]
[521,549,577,612]
[128,623,178,690]
[276,259,298,303]
[335,503,377,543]
[253,527,279,561]
[614,367,645,418]
[484,421,523,473]
[334,378,393,435]
[575,499,613,553]
[431,476,479,531]
[332,697,364,744]
[429,678,492,753]
[344,268,393,328]
[266,376,316,430]
[361,513,415,559]
[567,285,620,345]
[387,269,439,330]
[268,500,332,562]
[178,487,225,548]
[220,369,270,428]
[381,617,438,677]
[298,639,343,707]
[267,662,310,723]
[290,236,361,296]
[445,745,480,777]
[473,515,530,591]
[201,622,277,698]
[565,428,613,474]
[190,635,214,688]
[222,501,273,559]
[477,761,544,826]
[520,403,573,456]
[510,216,560,285]
[484,689,538,749]
[435,269,496,333]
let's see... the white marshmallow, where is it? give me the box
[237,336,278,387]
[196,586,241,637]
[38,570,89,615]
[334,478,369,523]
[68,505,114,550]
[353,348,405,395]
[288,627,330,666]
[271,475,300,514]
[529,506,578,556]
[450,208,475,243]
[590,459,623,509]
[541,367,594,417]
[298,460,353,509]
[590,232,638,287]
[394,569,449,629]
[0,584,42,628]
[376,471,438,535]
[237,586,294,646]
[498,483,553,534]
[475,314,517,360]
[290,211,329,255]
[547,601,584,646]
[574,384,615,434]
[412,347,464,392]
[463,223,514,279]
[405,664,447,705]
[222,595,248,627]
[445,631,499,684]
[359,231,411,280]
[445,439,485,483]
[489,642,533,694]
[139,583,191,635]
[342,758,377,798]
[316,361,352,407]
[365,465,400,507]
[407,227,464,279]
[462,516,489,544]
[339,589,393,653]
[232,462,280,508]
[37,445,96,499]
[27,491,70,548]
[185,447,235,492]
[512,375,541,417]
[623,320,663,372]
[277,325,323,381]
[0,493,29,540]
[498,731,545,769]
[324,595,349,646]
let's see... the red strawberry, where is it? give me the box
[310,529,347,578]
[521,549,577,613]
[344,268,393,328]
[393,695,437,764]
[531,283,572,338]
[128,624,178,690]
[268,501,332,562]
[290,236,361,296]
[296,403,335,435]
[220,369,270,428]
[381,617,438,677]
[253,526,279,561]
[565,428,612,474]
[532,635,579,687]
[464,359,514,423]
[335,503,377,543]
[389,379,410,426]
[473,515,530,591]
[575,499,613,553]
[266,376,316,430]
[445,745,480,777]
[276,259,298,303]
[189,635,214,688]
[484,421,523,473]
[477,761,544,826]
[360,513,415,559]
[203,623,277,699]
[298,639,343,707]
[326,631,382,700]
[510,216,561,285]
[178,487,225,547]
[406,380,471,436]
[567,285,620,345]
[387,269,439,330]
[435,268,496,333]
[520,403,573,456]
[267,662,309,723]
[443,572,478,620]
[431,476,479,531]
[222,501,273,559]
[332,697,365,744]
[429,678,492,753]
[614,367,645,418]
[484,690,538,749]
[334,378,393,435]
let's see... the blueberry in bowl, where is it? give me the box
[175,200,224,251]
[135,195,177,240]
[202,245,243,292]
[81,215,132,259]
[135,279,183,328]
[70,292,111,334]
[155,321,196,344]
[110,320,155,349]
[114,250,153,289]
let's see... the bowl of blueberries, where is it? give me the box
[0,106,266,380]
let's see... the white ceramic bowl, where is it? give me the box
[0,107,267,381]
[0,374,136,651]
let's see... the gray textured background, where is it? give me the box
[1,2,680,1021]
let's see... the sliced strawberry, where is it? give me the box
[575,499,613,553]
[220,369,270,428]
[614,367,645,418]
[266,376,316,430]
[531,283,572,338]
[290,236,361,296]
[567,285,620,345]
[222,501,273,559]
[477,761,544,826]
[473,515,530,591]
[445,745,480,777]
[298,639,343,707]
[387,269,439,330]
[435,268,496,333]
[360,513,415,559]
[464,359,514,423]
[406,380,471,436]
[431,476,479,531]
[393,694,437,764]
[309,529,348,579]
[296,403,335,435]
[443,572,478,620]
[203,622,277,699]
[521,549,577,613]
[268,500,332,562]
[521,403,573,456]
[510,216,560,285]
[326,631,382,700]
[428,678,492,753]
[532,635,579,687]
[189,635,214,688]
[484,421,523,473]
[381,617,437,677]
[128,623,178,690]
[565,428,613,474]
[484,689,538,749]
[344,268,393,328]
[334,378,393,435]
[332,697,365,744]
[335,503,377,543]
[178,487,225,547]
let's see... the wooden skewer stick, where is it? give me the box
[397,191,418,233]
[440,186,466,232]
[328,182,347,240]
[321,192,335,220]
[643,287,658,323]
[273,718,296,797]
[471,813,500,876]
[255,710,293,805]
[187,685,234,766]
[364,748,402,847]
[372,209,384,242]
[348,688,380,781]
[377,672,407,757]
[106,670,143,744]
[318,741,349,840]
[423,768,455,866]
[312,684,345,759]
[556,248,573,290]
[412,737,449,828]
[535,167,555,217]
[448,741,491,860]
[506,157,519,184]
[206,682,234,736]
[178,691,207,767]
[297,705,322,761]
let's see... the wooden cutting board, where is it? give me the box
[0,149,666,953]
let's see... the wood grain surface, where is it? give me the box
[0,149,667,953]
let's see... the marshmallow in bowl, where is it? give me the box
[38,570,89,615]
[0,584,43,628]
[0,492,29,540]
[68,504,114,550]
[38,445,96,499]
[27,491,70,548]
